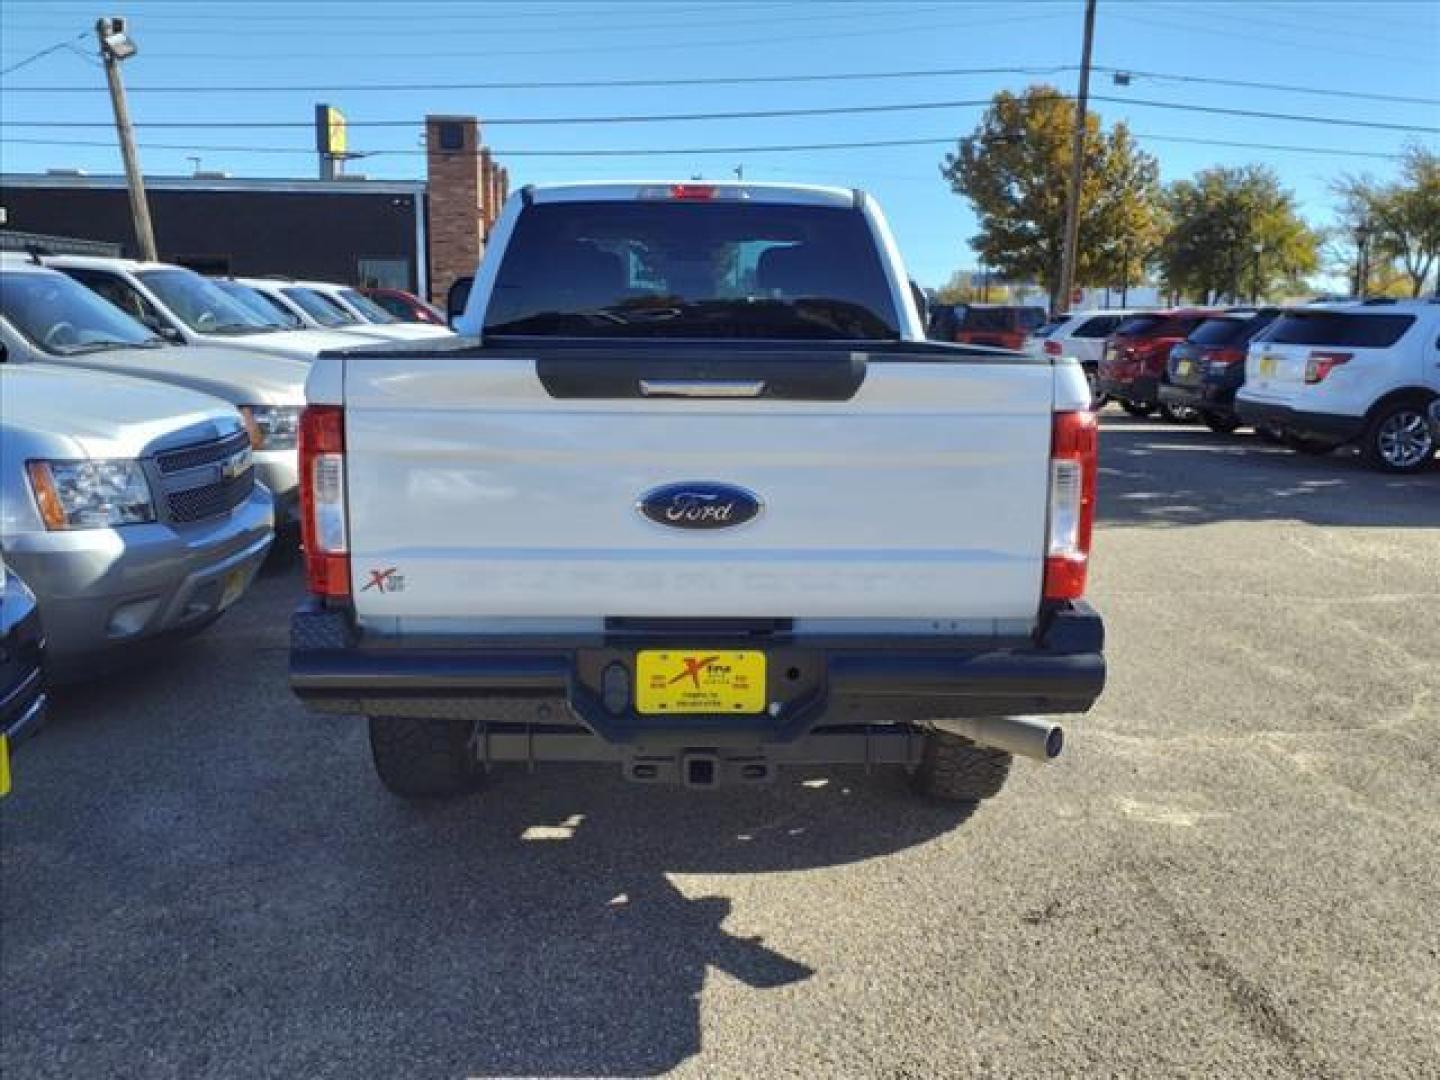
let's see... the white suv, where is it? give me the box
[1236,300,1439,472]
[1027,309,1146,405]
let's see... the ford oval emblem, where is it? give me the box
[638,482,762,530]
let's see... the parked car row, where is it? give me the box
[0,254,452,793]
[1035,299,1438,473]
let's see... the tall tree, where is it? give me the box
[1157,165,1319,303]
[941,85,1164,313]
[1336,147,1440,297]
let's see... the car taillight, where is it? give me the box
[1044,340,1063,357]
[1044,411,1098,602]
[1305,351,1351,384]
[1207,347,1246,372]
[299,404,349,598]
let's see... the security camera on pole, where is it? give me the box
[96,16,157,261]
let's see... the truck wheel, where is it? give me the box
[910,730,1012,804]
[1360,398,1436,473]
[1202,412,1242,434]
[368,716,480,798]
[1120,401,1155,418]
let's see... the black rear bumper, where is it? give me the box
[290,602,1106,749]
[1234,400,1365,443]
[1159,381,1237,415]
[1099,374,1159,404]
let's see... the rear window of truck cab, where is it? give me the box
[1261,311,1416,348]
[482,200,901,340]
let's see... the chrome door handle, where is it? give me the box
[639,379,767,398]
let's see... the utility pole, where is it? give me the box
[97,17,156,261]
[1057,0,1097,317]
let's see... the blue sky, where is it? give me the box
[2,0,1437,287]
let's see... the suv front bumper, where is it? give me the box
[290,602,1106,765]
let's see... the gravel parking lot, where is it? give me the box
[3,415,1437,1079]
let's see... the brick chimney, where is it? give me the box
[425,114,484,306]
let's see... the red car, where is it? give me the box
[359,287,446,326]
[951,304,1048,351]
[1096,308,1223,420]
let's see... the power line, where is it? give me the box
[0,97,1002,129]
[1111,9,1438,70]
[3,63,1434,111]
[1092,66,1440,108]
[3,93,1434,135]
[2,2,961,37]
[1088,94,1440,136]
[0,10,1067,66]
[0,30,88,77]
[0,131,1409,161]
[0,64,1078,94]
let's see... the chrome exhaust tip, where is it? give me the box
[930,716,1065,761]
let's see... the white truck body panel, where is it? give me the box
[339,356,1057,629]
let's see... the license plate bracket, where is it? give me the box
[635,650,767,715]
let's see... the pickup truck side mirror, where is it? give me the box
[0,342,8,363]
[909,280,929,328]
[446,276,474,329]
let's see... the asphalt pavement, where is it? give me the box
[3,415,1438,1079]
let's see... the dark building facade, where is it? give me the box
[0,173,429,294]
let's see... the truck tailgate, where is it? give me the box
[341,348,1055,627]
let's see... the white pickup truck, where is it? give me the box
[290,182,1106,806]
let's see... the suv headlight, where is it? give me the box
[239,405,301,450]
[26,459,156,530]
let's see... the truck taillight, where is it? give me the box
[1044,340,1063,356]
[1044,410,1098,602]
[1305,350,1351,384]
[299,405,350,598]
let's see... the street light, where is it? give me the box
[1250,241,1264,305]
[98,17,137,60]
[97,16,156,261]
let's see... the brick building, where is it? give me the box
[0,113,510,306]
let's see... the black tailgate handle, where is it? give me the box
[536,352,867,401]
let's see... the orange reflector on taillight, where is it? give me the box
[1043,411,1098,602]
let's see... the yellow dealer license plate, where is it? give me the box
[0,734,11,798]
[1259,355,1278,377]
[1176,360,1193,377]
[635,651,767,715]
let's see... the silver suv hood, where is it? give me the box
[1,365,242,459]
[40,342,307,407]
[205,327,387,359]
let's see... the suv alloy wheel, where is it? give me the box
[1363,399,1436,473]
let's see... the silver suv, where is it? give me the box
[0,365,272,677]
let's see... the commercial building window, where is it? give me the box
[357,257,409,291]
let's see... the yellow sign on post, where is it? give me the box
[315,104,348,159]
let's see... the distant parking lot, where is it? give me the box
[3,415,1438,1078]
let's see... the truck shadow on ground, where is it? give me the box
[1096,413,1440,530]
[8,649,975,1079]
